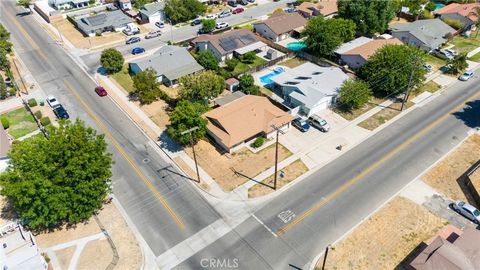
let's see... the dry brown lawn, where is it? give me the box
[173,157,210,191]
[422,134,480,201]
[358,100,414,130]
[55,246,75,269]
[53,20,124,49]
[248,159,308,198]
[140,99,171,130]
[334,97,386,121]
[77,239,113,270]
[185,139,292,191]
[318,197,446,270]
[280,57,307,69]
[35,218,102,248]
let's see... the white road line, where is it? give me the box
[252,214,278,238]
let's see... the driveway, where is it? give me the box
[423,194,478,230]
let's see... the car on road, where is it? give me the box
[46,95,60,108]
[155,21,165,28]
[247,0,255,2]
[216,22,229,29]
[94,86,108,97]
[191,19,202,26]
[458,71,474,81]
[123,29,140,36]
[126,37,141,45]
[145,30,161,39]
[451,201,480,224]
[232,7,244,14]
[218,11,231,18]
[53,104,70,119]
[205,14,217,19]
[422,64,433,72]
[239,0,248,5]
[131,47,145,55]
[198,28,213,34]
[292,116,310,132]
[308,115,330,132]
[228,0,237,7]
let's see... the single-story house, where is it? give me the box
[434,2,480,30]
[48,0,90,10]
[192,29,266,62]
[297,0,338,19]
[118,0,132,10]
[204,95,293,153]
[391,19,456,51]
[129,45,204,86]
[138,1,165,24]
[410,227,480,269]
[253,11,307,42]
[336,37,402,69]
[270,63,349,116]
[74,10,132,37]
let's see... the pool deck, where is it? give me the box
[253,65,291,87]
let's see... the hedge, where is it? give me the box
[28,98,37,107]
[40,117,51,126]
[1,117,9,129]
[34,110,42,119]
[251,137,265,148]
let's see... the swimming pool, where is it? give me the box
[259,67,285,86]
[434,3,445,10]
[286,41,307,51]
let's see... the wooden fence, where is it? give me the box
[459,159,480,208]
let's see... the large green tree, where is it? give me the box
[303,16,356,56]
[0,50,10,71]
[358,44,426,96]
[338,79,372,110]
[167,100,208,145]
[0,120,112,230]
[132,68,161,105]
[338,0,396,35]
[164,0,207,24]
[17,0,32,12]
[0,24,13,53]
[448,53,469,74]
[0,75,6,100]
[196,50,219,71]
[100,48,124,74]
[238,74,260,95]
[179,70,224,102]
[202,19,216,32]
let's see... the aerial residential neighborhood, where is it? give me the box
[0,0,480,269]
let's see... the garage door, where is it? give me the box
[149,14,161,24]
[308,100,330,116]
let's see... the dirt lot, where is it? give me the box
[248,159,308,198]
[334,97,386,121]
[318,197,446,270]
[358,100,413,130]
[185,139,292,192]
[423,134,480,201]
[140,99,171,130]
[52,19,124,49]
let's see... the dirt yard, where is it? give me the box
[185,139,292,191]
[422,134,480,201]
[173,156,210,191]
[248,159,308,198]
[318,197,446,270]
[334,97,385,121]
[358,100,413,130]
[140,99,171,130]
[52,19,124,49]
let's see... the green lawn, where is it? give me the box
[232,56,267,75]
[415,81,441,94]
[1,107,38,139]
[469,51,480,62]
[111,64,135,93]
[449,35,480,54]
[423,53,446,69]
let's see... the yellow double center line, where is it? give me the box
[277,90,480,236]
[8,8,185,230]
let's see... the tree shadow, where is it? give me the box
[15,11,32,17]
[158,131,182,154]
[452,100,480,129]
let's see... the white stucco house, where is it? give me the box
[138,1,165,24]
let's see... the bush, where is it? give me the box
[28,98,37,107]
[1,117,9,129]
[34,110,42,119]
[250,137,265,148]
[225,58,239,71]
[40,116,51,126]
[444,18,464,30]
[8,88,16,96]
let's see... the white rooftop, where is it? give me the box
[334,36,372,55]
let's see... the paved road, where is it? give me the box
[3,1,480,269]
[0,0,221,257]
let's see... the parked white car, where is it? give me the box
[205,14,217,19]
[458,71,474,81]
[46,95,60,108]
[308,115,330,132]
[216,22,229,29]
[145,30,161,39]
[451,201,480,224]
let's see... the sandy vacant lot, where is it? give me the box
[319,197,446,270]
[423,134,480,201]
[185,139,292,191]
[53,20,124,49]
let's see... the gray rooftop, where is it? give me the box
[130,46,204,81]
[139,1,165,17]
[271,63,349,108]
[334,36,372,55]
[391,19,456,49]
[75,10,131,33]
[214,91,245,106]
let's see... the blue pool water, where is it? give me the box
[259,67,285,86]
[287,41,307,51]
[434,3,445,10]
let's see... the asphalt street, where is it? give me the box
[2,1,480,269]
[0,1,221,257]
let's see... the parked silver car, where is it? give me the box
[451,201,480,224]
[308,115,330,132]
[145,30,162,39]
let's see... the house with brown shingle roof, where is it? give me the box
[203,95,293,153]
[297,0,338,19]
[191,29,265,62]
[434,2,480,30]
[337,37,402,69]
[254,11,307,42]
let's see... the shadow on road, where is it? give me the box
[452,100,480,129]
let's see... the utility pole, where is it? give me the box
[181,126,200,183]
[271,125,285,190]
[401,56,419,111]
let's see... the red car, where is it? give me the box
[232,8,244,14]
[95,86,108,96]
